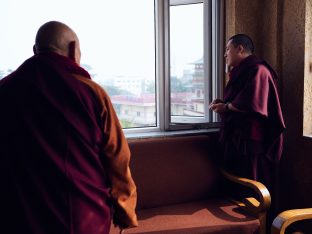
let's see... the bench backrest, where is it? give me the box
[128,134,220,210]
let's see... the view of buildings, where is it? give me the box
[0,0,204,129]
[93,58,205,128]
[0,58,204,129]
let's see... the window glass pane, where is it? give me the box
[0,0,156,129]
[169,3,204,119]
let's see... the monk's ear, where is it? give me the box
[237,45,245,54]
[68,41,76,62]
[68,41,81,65]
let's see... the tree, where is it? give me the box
[119,119,135,128]
[102,85,132,96]
[145,82,155,94]
[171,76,189,92]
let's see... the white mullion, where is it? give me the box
[204,0,211,122]
[211,0,224,122]
[163,0,171,130]
[155,0,167,131]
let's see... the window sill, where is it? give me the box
[303,134,312,139]
[125,128,219,140]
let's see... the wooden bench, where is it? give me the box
[110,134,270,234]
[272,208,312,234]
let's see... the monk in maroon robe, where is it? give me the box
[0,21,137,234]
[209,34,285,189]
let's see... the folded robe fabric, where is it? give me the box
[0,52,137,234]
[221,55,285,163]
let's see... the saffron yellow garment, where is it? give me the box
[75,75,138,228]
[0,52,137,234]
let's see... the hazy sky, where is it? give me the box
[0,0,203,81]
[170,3,203,77]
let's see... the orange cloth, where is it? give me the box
[75,75,138,228]
[0,52,137,234]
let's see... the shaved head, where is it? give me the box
[34,21,81,64]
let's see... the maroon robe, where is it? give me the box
[220,55,285,184]
[0,52,137,234]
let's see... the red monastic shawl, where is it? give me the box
[0,53,113,234]
[221,55,285,162]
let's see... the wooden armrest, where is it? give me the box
[221,169,271,215]
[271,208,312,234]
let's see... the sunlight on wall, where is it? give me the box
[304,0,312,137]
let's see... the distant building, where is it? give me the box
[108,58,205,127]
[188,58,205,116]
[111,94,156,127]
[171,58,204,117]
[113,75,152,96]
[170,92,192,116]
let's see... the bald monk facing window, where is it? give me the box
[0,21,137,234]
[209,34,285,189]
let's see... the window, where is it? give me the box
[165,0,224,130]
[170,2,204,121]
[0,0,223,133]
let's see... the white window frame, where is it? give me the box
[124,0,224,135]
[167,0,209,127]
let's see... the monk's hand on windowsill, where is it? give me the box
[210,98,224,105]
[209,102,227,114]
[209,99,224,112]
